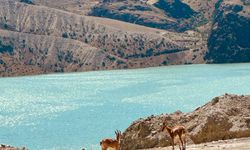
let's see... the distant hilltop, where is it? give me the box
[120,94,250,149]
[0,0,250,77]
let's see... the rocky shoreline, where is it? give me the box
[120,94,250,150]
[0,145,26,150]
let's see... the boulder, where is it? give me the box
[120,94,250,150]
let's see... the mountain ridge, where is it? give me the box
[0,0,249,77]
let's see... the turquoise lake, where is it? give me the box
[1,64,250,150]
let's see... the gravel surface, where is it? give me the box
[143,137,250,150]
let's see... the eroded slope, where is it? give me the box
[0,29,116,77]
[0,0,205,76]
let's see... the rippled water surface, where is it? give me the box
[1,64,250,150]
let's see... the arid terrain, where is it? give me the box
[1,138,250,150]
[143,137,250,150]
[0,0,249,77]
[3,138,250,150]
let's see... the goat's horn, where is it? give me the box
[115,130,119,135]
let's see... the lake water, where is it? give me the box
[1,64,250,150]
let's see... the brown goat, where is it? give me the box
[161,122,187,150]
[100,130,122,150]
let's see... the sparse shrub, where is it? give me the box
[107,55,116,62]
[20,0,34,5]
[162,61,168,65]
[62,32,68,38]
[146,48,154,57]
[0,59,5,65]
[0,41,14,54]
[3,24,8,29]
[70,32,77,39]
[212,97,220,105]
[117,60,125,65]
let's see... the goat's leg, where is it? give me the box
[171,138,175,150]
[178,141,181,150]
[183,135,186,150]
[178,134,184,150]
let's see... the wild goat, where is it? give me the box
[161,122,187,150]
[100,130,122,150]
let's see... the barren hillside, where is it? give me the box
[0,0,206,76]
[0,0,249,76]
[0,29,116,77]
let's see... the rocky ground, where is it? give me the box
[143,137,250,150]
[2,138,250,150]
[120,94,250,150]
